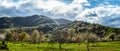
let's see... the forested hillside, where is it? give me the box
[0,15,71,29]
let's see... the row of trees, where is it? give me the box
[50,28,100,49]
[5,30,44,44]
[4,29,100,46]
[4,28,120,50]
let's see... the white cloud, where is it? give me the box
[0,0,14,7]
[76,5,120,27]
[0,0,89,20]
[73,0,88,3]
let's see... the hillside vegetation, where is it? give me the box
[0,15,120,51]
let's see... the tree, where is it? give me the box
[12,31,19,43]
[30,30,40,44]
[38,31,44,43]
[5,29,19,43]
[67,28,75,42]
[5,30,13,41]
[106,33,116,41]
[19,31,30,43]
[80,32,99,51]
[75,33,81,43]
[51,29,68,49]
[115,35,120,41]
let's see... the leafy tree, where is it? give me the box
[5,29,19,43]
[12,31,19,43]
[30,30,40,44]
[75,33,81,43]
[106,33,116,41]
[115,35,120,41]
[5,31,13,41]
[19,31,30,43]
[67,28,75,42]
[51,29,68,49]
[80,32,99,51]
[38,31,45,43]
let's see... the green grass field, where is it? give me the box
[0,42,120,51]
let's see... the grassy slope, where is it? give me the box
[0,42,120,51]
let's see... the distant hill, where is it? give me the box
[0,15,71,29]
[55,21,120,38]
[54,18,71,24]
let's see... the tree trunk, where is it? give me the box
[92,42,94,46]
[86,39,90,51]
[86,33,90,51]
[59,43,62,49]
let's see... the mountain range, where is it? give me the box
[0,15,120,36]
[0,15,71,29]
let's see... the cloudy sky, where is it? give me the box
[0,0,120,27]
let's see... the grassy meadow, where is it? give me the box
[0,41,120,51]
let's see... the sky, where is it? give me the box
[0,0,120,27]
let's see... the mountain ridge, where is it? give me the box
[0,15,71,29]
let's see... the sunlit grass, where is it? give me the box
[0,41,120,51]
